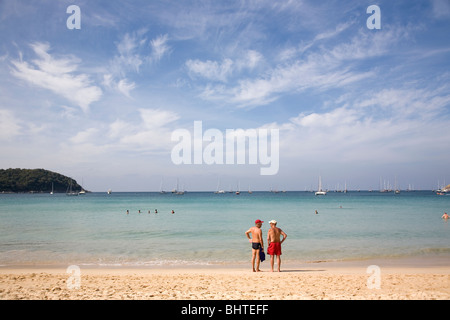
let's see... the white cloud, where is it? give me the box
[107,109,180,152]
[112,31,171,75]
[150,34,170,62]
[189,26,407,108]
[0,109,22,140]
[138,108,179,129]
[113,30,147,75]
[70,128,100,144]
[236,50,264,71]
[10,42,102,113]
[186,50,263,83]
[186,58,234,82]
[275,87,450,165]
[105,32,170,97]
[107,119,131,139]
[354,87,450,127]
[56,108,180,171]
[117,79,136,98]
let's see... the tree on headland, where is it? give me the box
[0,168,83,193]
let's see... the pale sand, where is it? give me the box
[1,260,449,300]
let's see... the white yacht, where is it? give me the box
[315,176,327,195]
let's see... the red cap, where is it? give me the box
[255,219,264,224]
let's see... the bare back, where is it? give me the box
[268,227,285,243]
[247,226,263,244]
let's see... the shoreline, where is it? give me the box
[1,256,449,300]
[2,254,450,270]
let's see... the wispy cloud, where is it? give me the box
[186,58,234,82]
[10,42,102,113]
[191,25,407,108]
[150,34,171,63]
[186,50,263,83]
[112,29,148,75]
[102,74,136,98]
[106,31,170,97]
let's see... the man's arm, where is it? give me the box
[245,229,252,242]
[258,229,264,248]
[280,230,287,244]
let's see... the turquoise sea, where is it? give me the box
[0,191,449,267]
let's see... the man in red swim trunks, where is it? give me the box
[267,220,287,272]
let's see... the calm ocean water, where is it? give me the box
[0,191,449,266]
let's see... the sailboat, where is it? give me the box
[214,178,225,194]
[172,178,185,195]
[78,178,86,195]
[50,182,54,195]
[394,176,400,194]
[172,178,179,194]
[66,180,78,196]
[159,178,166,194]
[315,176,327,195]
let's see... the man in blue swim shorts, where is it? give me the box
[245,219,264,272]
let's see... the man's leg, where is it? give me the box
[270,255,274,272]
[251,249,257,272]
[255,251,261,272]
[277,255,281,272]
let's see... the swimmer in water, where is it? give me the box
[442,212,449,220]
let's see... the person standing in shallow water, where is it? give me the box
[245,219,264,272]
[267,220,287,272]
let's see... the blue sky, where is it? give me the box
[1,0,449,191]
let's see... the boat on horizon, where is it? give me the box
[315,176,327,195]
[78,178,86,195]
[66,180,78,196]
[214,178,225,194]
[172,178,185,194]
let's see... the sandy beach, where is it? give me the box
[1,259,449,300]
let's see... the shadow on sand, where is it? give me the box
[269,269,326,273]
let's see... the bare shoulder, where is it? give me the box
[248,226,259,233]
